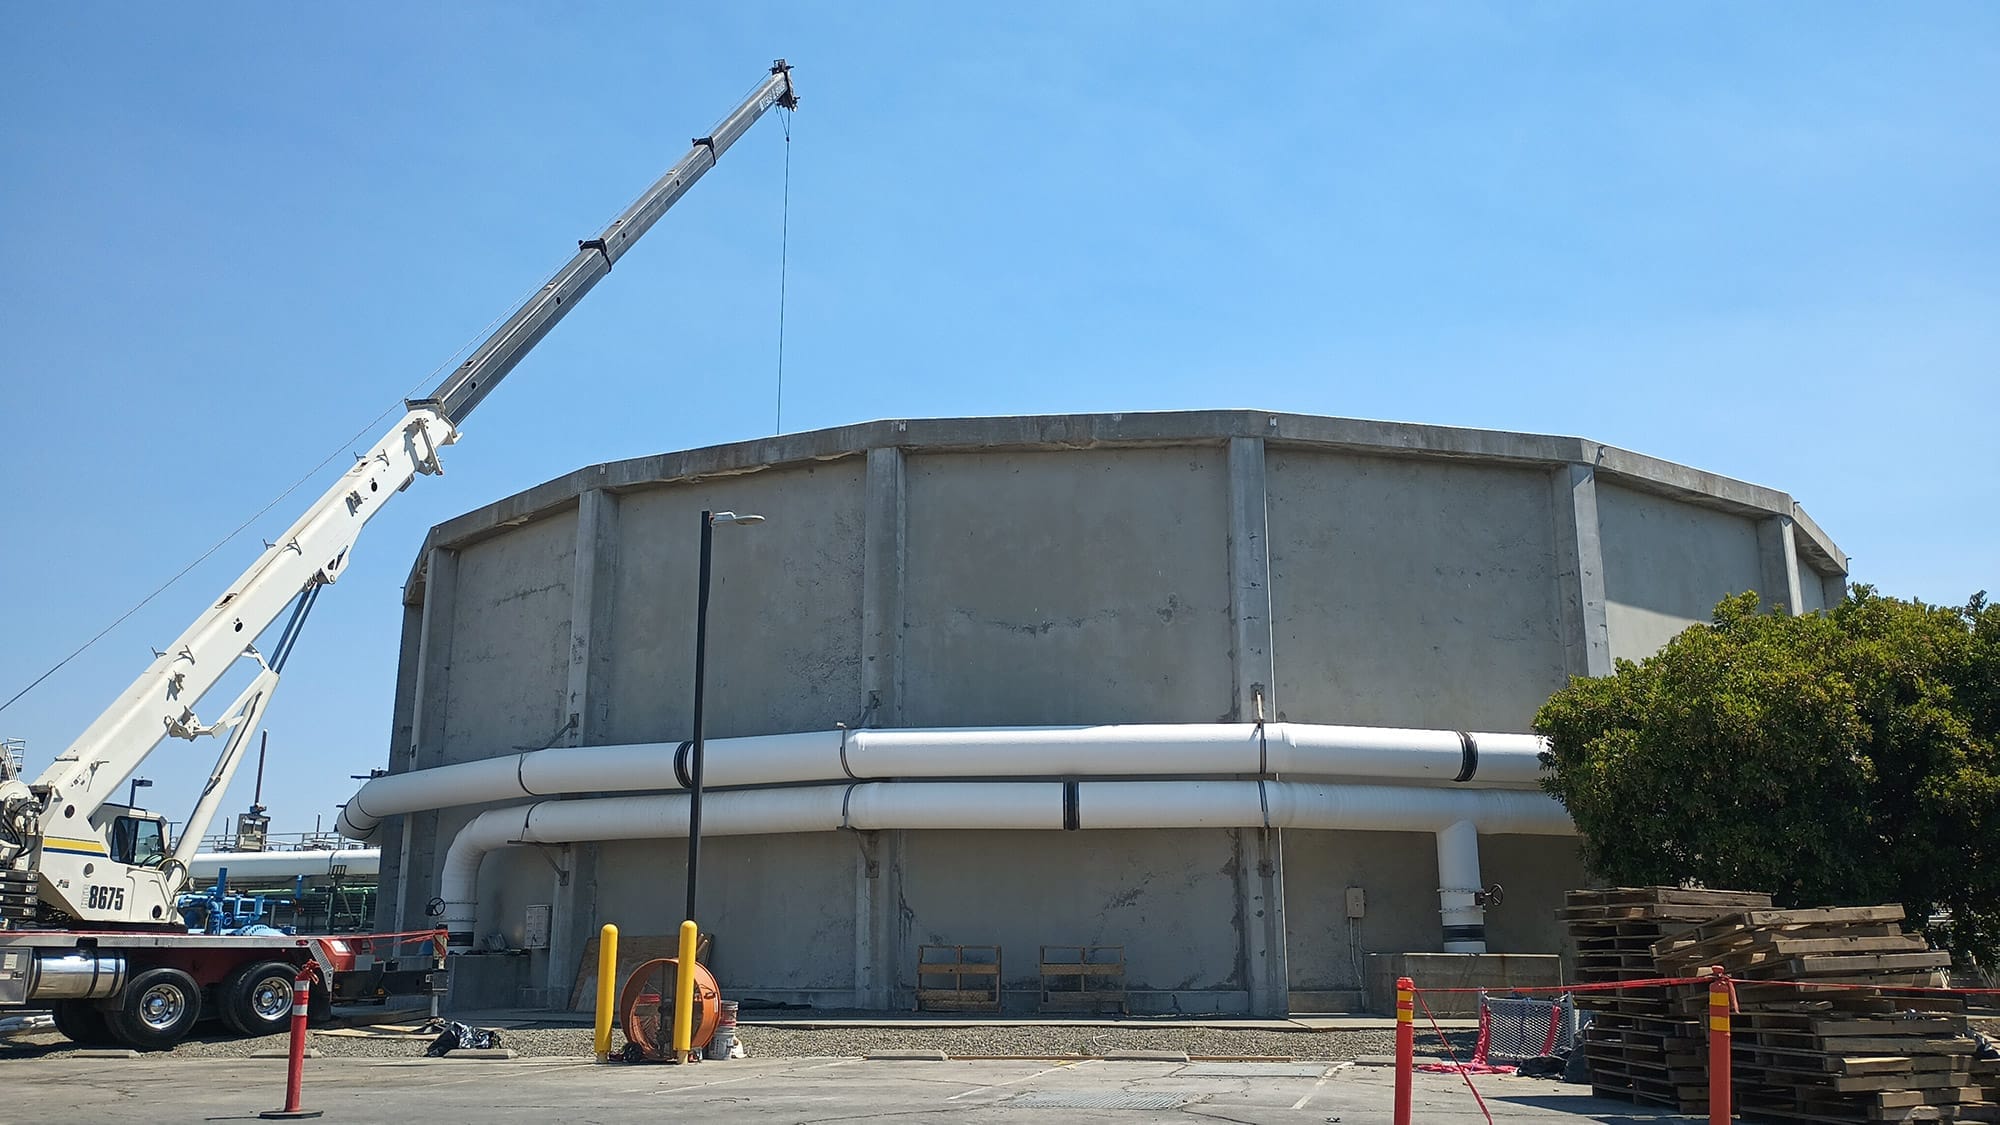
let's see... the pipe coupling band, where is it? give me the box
[1442,924,1486,943]
[837,726,858,779]
[1061,781,1080,831]
[1454,731,1478,782]
[673,740,695,790]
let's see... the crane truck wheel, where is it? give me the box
[220,960,299,1037]
[108,966,203,1050]
[50,1000,119,1046]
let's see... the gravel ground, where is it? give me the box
[1,1021,1474,1062]
[7,1014,1987,1063]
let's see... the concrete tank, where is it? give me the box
[366,410,1848,1014]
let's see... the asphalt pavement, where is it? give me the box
[4,1051,1697,1124]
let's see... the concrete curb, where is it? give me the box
[865,1051,948,1061]
[428,1048,517,1060]
[1101,1051,1190,1062]
[73,1048,139,1059]
[250,1048,324,1059]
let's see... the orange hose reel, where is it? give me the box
[617,957,720,1060]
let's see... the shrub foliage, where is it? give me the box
[1536,586,2000,959]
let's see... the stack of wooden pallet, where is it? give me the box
[1653,905,1995,1124]
[1560,887,1776,1113]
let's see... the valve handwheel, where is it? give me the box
[617,956,720,1061]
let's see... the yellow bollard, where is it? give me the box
[594,924,618,1061]
[672,919,699,1060]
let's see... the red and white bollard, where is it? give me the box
[260,965,323,1120]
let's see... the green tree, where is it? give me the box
[1535,586,2000,960]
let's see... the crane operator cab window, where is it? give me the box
[111,816,168,867]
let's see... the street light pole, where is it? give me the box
[674,508,763,1061]
[684,511,715,925]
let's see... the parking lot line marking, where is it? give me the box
[945,1059,1092,1102]
[1290,1077,1330,1110]
[1289,1064,1347,1110]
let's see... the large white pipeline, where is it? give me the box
[189,848,380,883]
[339,722,1544,841]
[436,780,1572,953]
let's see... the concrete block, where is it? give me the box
[445,952,530,1011]
[1365,952,1563,1017]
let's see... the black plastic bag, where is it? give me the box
[421,1018,505,1057]
[1516,1054,1566,1079]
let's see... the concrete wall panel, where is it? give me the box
[589,834,856,992]
[1798,565,1830,614]
[443,510,576,764]
[1281,830,1439,992]
[1597,482,1763,662]
[902,450,1234,726]
[1267,451,1568,731]
[1477,834,1588,953]
[898,828,1242,996]
[602,461,866,744]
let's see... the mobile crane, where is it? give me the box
[0,61,797,1049]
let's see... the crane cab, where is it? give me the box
[34,803,177,926]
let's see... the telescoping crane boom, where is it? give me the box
[0,61,798,931]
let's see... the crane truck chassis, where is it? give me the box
[0,61,797,1048]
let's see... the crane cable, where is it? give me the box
[0,269,564,719]
[774,107,793,435]
[4,103,791,717]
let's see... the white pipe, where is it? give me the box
[1436,819,1486,953]
[435,780,1571,949]
[339,722,1545,841]
[188,848,380,883]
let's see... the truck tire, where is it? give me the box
[50,1000,118,1046]
[108,966,203,1050]
[220,960,299,1037]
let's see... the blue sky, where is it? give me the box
[2,4,1994,836]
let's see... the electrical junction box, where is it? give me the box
[524,904,551,949]
[1345,887,1366,919]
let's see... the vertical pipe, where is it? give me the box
[254,730,269,809]
[1436,819,1487,953]
[672,919,699,1060]
[1394,976,1414,1125]
[1708,970,1732,1123]
[595,924,618,1061]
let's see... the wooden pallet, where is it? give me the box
[1732,999,1986,1123]
[1561,886,1774,1111]
[1037,945,1128,1014]
[916,944,1002,1012]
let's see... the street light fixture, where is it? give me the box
[127,777,153,808]
[674,507,764,1060]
